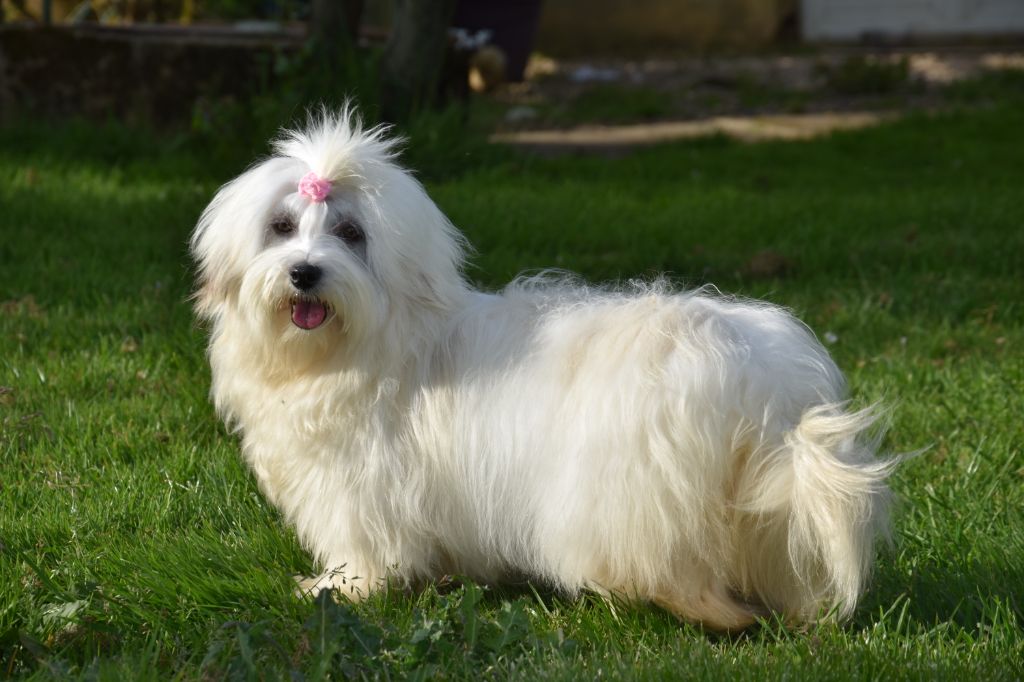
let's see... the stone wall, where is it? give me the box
[0,25,300,123]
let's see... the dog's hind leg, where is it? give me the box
[652,577,758,632]
[584,569,758,632]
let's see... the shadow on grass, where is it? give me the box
[859,550,1024,634]
[0,103,514,187]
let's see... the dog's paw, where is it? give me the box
[293,567,383,602]
[293,573,330,599]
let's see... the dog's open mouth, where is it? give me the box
[290,296,332,330]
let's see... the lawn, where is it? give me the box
[1,92,1023,678]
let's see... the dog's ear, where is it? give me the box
[189,177,246,321]
[190,157,296,320]
[191,271,240,320]
[368,166,470,313]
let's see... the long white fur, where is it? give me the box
[190,109,895,630]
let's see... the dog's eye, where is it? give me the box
[333,220,365,245]
[270,217,296,236]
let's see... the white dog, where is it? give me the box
[190,110,894,631]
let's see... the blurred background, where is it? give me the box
[2,0,1023,153]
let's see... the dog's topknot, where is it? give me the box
[272,105,402,184]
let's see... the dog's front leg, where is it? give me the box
[294,560,387,602]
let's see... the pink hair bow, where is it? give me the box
[297,171,332,203]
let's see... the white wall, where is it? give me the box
[803,0,1024,40]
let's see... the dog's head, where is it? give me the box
[190,110,466,360]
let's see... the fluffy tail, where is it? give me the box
[734,404,897,622]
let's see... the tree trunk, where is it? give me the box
[380,0,457,123]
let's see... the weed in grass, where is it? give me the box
[191,585,575,679]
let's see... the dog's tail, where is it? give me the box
[733,404,896,622]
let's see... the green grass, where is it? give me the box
[2,96,1024,679]
[544,85,676,126]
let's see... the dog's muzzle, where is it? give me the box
[290,296,331,330]
[288,263,331,330]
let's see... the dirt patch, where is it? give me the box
[491,110,891,151]
[487,47,1024,152]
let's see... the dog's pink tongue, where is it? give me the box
[291,300,327,330]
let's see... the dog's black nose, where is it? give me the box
[289,263,322,291]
